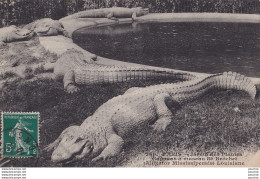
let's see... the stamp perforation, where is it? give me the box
[0,112,40,159]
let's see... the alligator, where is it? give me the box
[59,7,149,21]
[44,71,256,163]
[49,49,197,93]
[23,18,68,37]
[0,25,34,44]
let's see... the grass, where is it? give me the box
[0,78,259,167]
[1,14,259,167]
[0,71,17,80]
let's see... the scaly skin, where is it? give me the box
[59,7,149,21]
[50,49,197,93]
[0,25,34,43]
[45,71,256,163]
[23,18,68,37]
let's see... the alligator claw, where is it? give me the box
[63,30,69,38]
[43,145,52,152]
[91,155,106,162]
[43,142,57,152]
[152,117,172,132]
[66,84,80,93]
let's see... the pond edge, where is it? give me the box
[39,13,260,85]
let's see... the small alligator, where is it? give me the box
[44,71,256,163]
[0,25,34,44]
[59,7,149,21]
[50,49,196,93]
[23,18,68,37]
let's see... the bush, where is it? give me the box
[1,0,260,27]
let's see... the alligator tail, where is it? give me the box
[59,10,105,21]
[109,68,198,82]
[75,65,201,85]
[213,71,256,99]
[172,71,256,104]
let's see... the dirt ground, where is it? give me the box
[0,38,259,167]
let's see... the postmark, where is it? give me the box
[1,112,39,158]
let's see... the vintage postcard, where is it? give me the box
[0,0,259,168]
[1,112,39,158]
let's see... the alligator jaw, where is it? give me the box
[35,27,52,36]
[52,144,86,164]
[63,145,94,164]
[51,139,94,163]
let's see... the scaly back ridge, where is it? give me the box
[217,71,256,99]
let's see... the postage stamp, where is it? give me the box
[1,1,260,171]
[1,112,39,158]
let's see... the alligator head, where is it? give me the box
[134,7,149,17]
[16,27,34,37]
[47,125,95,163]
[33,19,65,36]
[13,28,34,41]
[0,25,34,43]
[45,123,107,164]
[34,24,58,36]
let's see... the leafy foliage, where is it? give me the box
[1,0,260,27]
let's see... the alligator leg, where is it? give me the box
[132,12,137,21]
[152,93,177,132]
[59,27,69,37]
[106,12,114,19]
[63,70,79,93]
[107,13,118,21]
[91,134,124,162]
[43,62,55,71]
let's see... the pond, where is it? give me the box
[73,22,260,77]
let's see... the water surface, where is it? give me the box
[73,22,260,77]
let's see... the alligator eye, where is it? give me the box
[75,137,84,143]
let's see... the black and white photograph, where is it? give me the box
[0,0,259,172]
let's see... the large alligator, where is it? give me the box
[23,18,68,37]
[0,25,34,44]
[59,7,149,21]
[44,71,256,163]
[50,49,197,93]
